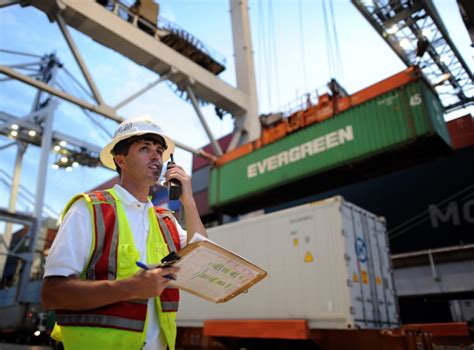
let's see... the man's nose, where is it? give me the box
[150,149,162,160]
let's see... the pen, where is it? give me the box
[136,261,150,270]
[136,261,176,280]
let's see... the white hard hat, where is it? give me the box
[100,116,175,170]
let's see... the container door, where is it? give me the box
[361,213,389,327]
[375,219,400,326]
[342,205,375,328]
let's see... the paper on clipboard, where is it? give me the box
[169,234,267,303]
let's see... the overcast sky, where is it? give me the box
[0,0,472,217]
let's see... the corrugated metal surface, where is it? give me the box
[447,115,474,149]
[192,134,233,171]
[410,80,450,145]
[191,166,210,193]
[177,196,399,329]
[193,189,211,217]
[209,80,450,208]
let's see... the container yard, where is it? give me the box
[1,0,473,349]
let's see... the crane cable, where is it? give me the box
[269,1,281,108]
[322,0,344,84]
[322,0,334,78]
[257,2,270,109]
[265,2,273,109]
[329,0,344,84]
[298,0,308,92]
[256,1,281,111]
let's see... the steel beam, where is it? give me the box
[0,110,215,163]
[56,12,105,106]
[422,0,473,80]
[6,62,42,69]
[391,243,474,259]
[0,111,103,153]
[30,55,60,113]
[0,169,59,218]
[17,102,55,302]
[226,127,243,153]
[114,70,174,110]
[0,0,20,8]
[0,141,16,150]
[33,103,55,225]
[351,0,473,111]
[428,250,440,281]
[229,0,260,144]
[29,0,249,116]
[0,65,122,122]
[186,84,223,156]
[394,260,474,296]
[0,49,42,58]
[0,142,27,278]
[173,140,217,162]
[0,209,35,226]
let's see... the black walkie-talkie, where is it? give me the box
[167,153,182,200]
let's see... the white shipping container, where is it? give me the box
[177,196,399,330]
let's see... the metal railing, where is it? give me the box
[273,83,334,118]
[103,0,226,69]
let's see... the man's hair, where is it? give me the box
[112,133,166,176]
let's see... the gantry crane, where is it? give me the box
[352,0,473,112]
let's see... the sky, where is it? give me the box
[0,0,472,218]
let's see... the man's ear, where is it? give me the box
[114,154,126,170]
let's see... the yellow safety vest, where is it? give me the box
[51,188,178,350]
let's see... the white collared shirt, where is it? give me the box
[44,184,187,350]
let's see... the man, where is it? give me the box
[41,116,207,350]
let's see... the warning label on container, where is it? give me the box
[304,252,314,263]
[353,272,359,283]
[361,270,369,285]
[355,237,368,263]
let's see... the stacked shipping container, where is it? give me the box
[209,78,450,209]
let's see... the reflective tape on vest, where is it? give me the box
[56,299,148,331]
[56,313,144,332]
[156,214,177,253]
[161,302,179,312]
[87,191,119,281]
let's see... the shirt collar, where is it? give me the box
[113,184,153,210]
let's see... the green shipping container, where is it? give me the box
[209,79,451,209]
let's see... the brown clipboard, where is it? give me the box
[168,240,267,303]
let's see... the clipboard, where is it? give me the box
[165,239,267,303]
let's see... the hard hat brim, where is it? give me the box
[100,130,175,170]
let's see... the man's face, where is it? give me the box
[115,139,165,185]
